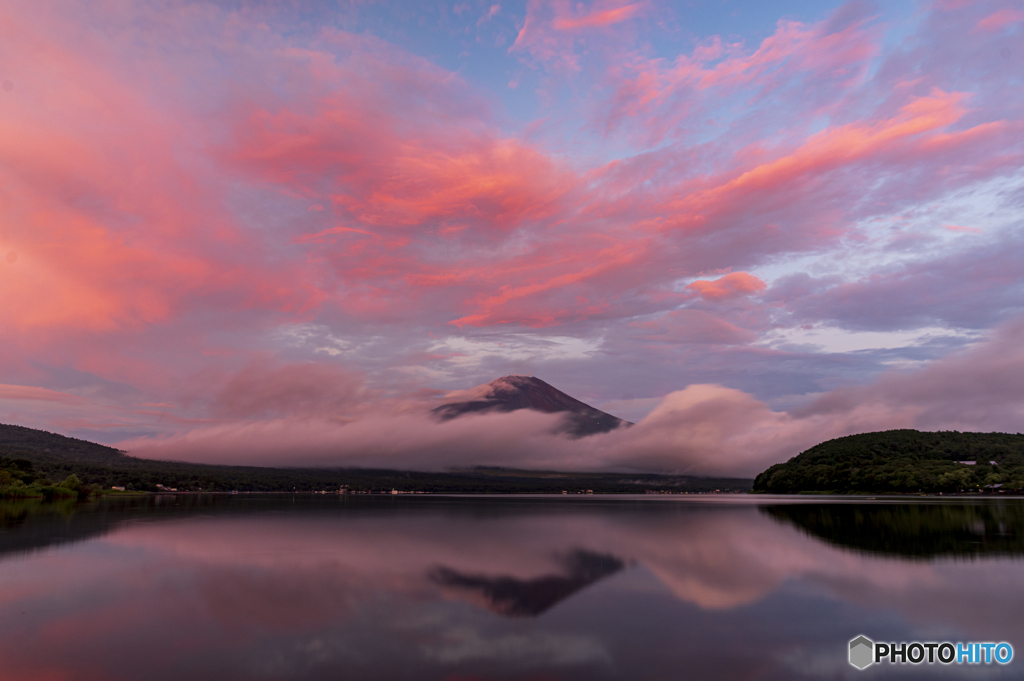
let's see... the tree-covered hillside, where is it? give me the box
[0,423,128,465]
[752,430,1024,494]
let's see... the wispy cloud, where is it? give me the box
[1,0,1022,470]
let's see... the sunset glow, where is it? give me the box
[1,0,1022,474]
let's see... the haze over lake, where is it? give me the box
[2,495,1021,680]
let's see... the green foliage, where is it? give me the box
[37,485,79,502]
[0,457,99,500]
[752,430,1024,494]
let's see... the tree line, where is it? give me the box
[752,430,1024,494]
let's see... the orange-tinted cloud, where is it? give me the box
[231,103,572,233]
[552,3,646,30]
[686,273,767,300]
[0,3,321,342]
[659,88,972,225]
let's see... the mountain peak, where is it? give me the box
[432,376,630,437]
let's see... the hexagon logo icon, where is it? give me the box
[849,636,874,670]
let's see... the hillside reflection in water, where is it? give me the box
[0,495,1022,680]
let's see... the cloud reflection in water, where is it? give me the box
[0,496,1021,680]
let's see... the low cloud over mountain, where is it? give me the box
[432,375,630,437]
[119,316,1024,477]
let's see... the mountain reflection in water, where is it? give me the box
[0,495,1022,680]
[431,549,627,616]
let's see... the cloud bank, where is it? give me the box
[124,316,1024,477]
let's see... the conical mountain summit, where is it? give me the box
[431,375,631,438]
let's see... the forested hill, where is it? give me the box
[0,423,128,465]
[752,430,1024,494]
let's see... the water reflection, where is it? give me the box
[431,549,627,617]
[763,500,1024,558]
[0,495,1022,680]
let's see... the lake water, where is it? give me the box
[1,494,1022,680]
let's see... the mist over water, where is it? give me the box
[1,495,1022,680]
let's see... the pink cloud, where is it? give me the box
[552,3,646,31]
[231,52,995,333]
[0,0,1022,453]
[478,4,502,26]
[232,104,571,231]
[0,384,84,404]
[5,0,1005,349]
[664,88,972,219]
[0,2,324,344]
[447,240,648,327]
[973,8,1024,32]
[597,3,880,143]
[686,272,767,300]
[511,0,648,71]
[630,309,757,345]
[211,360,367,419]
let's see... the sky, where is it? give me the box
[0,0,1022,475]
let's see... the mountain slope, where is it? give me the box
[0,423,128,465]
[431,375,631,437]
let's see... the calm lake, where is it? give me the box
[1,494,1022,680]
